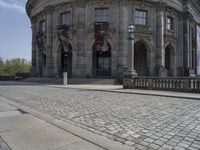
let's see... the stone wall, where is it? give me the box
[27,0,200,78]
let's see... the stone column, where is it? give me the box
[31,18,37,77]
[183,12,190,76]
[45,6,54,77]
[156,6,167,76]
[75,0,86,77]
[117,0,128,78]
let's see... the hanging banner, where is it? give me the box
[57,25,71,53]
[94,22,109,52]
[197,26,200,75]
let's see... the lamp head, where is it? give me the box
[128,24,135,33]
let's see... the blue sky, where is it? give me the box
[0,0,31,61]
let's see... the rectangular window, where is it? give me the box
[167,16,174,30]
[135,9,147,26]
[61,11,71,25]
[39,20,46,33]
[94,8,109,22]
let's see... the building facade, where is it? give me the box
[26,0,200,79]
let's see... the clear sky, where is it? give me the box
[0,0,31,61]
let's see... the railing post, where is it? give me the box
[183,78,190,92]
[123,78,129,89]
[148,78,153,90]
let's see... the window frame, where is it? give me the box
[166,15,174,31]
[94,8,110,22]
[60,11,72,26]
[135,9,148,26]
[39,20,46,33]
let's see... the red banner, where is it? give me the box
[94,22,109,52]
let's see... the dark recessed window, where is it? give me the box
[61,11,71,25]
[167,16,174,30]
[39,20,46,33]
[94,8,109,22]
[135,9,147,26]
[43,55,46,67]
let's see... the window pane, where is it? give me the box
[135,10,147,25]
[40,21,45,33]
[167,24,170,30]
[61,12,71,25]
[95,8,109,22]
[167,16,174,30]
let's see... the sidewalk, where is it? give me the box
[49,84,200,100]
[0,100,105,150]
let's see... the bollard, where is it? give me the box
[63,72,68,86]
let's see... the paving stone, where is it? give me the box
[153,140,165,146]
[159,138,168,142]
[132,134,141,138]
[149,143,160,149]
[162,144,173,149]
[166,141,177,146]
[1,84,200,149]
[173,146,186,150]
[188,147,199,150]
[135,144,146,150]
[140,141,150,147]
[191,143,200,149]
[144,138,155,143]
[177,142,189,148]
[124,141,135,146]
[184,137,194,142]
[163,134,173,139]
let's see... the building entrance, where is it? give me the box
[165,45,175,76]
[61,44,72,78]
[134,41,148,76]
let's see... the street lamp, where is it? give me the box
[126,24,137,77]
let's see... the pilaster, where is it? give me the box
[183,12,190,75]
[156,5,166,76]
[117,0,128,77]
[31,17,37,77]
[75,0,86,77]
[45,6,55,77]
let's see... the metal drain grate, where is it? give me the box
[0,136,11,150]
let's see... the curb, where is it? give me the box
[0,96,134,150]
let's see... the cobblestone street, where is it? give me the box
[0,83,200,150]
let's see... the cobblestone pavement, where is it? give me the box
[0,83,200,150]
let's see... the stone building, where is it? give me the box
[26,0,200,79]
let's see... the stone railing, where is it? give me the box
[123,77,200,93]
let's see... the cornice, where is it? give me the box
[26,0,200,24]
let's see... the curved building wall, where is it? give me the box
[27,0,200,78]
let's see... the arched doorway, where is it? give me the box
[134,41,148,76]
[165,45,175,76]
[60,44,72,78]
[93,42,111,78]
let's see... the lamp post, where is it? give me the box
[126,24,137,77]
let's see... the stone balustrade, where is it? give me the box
[123,77,200,93]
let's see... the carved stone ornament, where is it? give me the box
[57,25,70,53]
[35,32,46,55]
